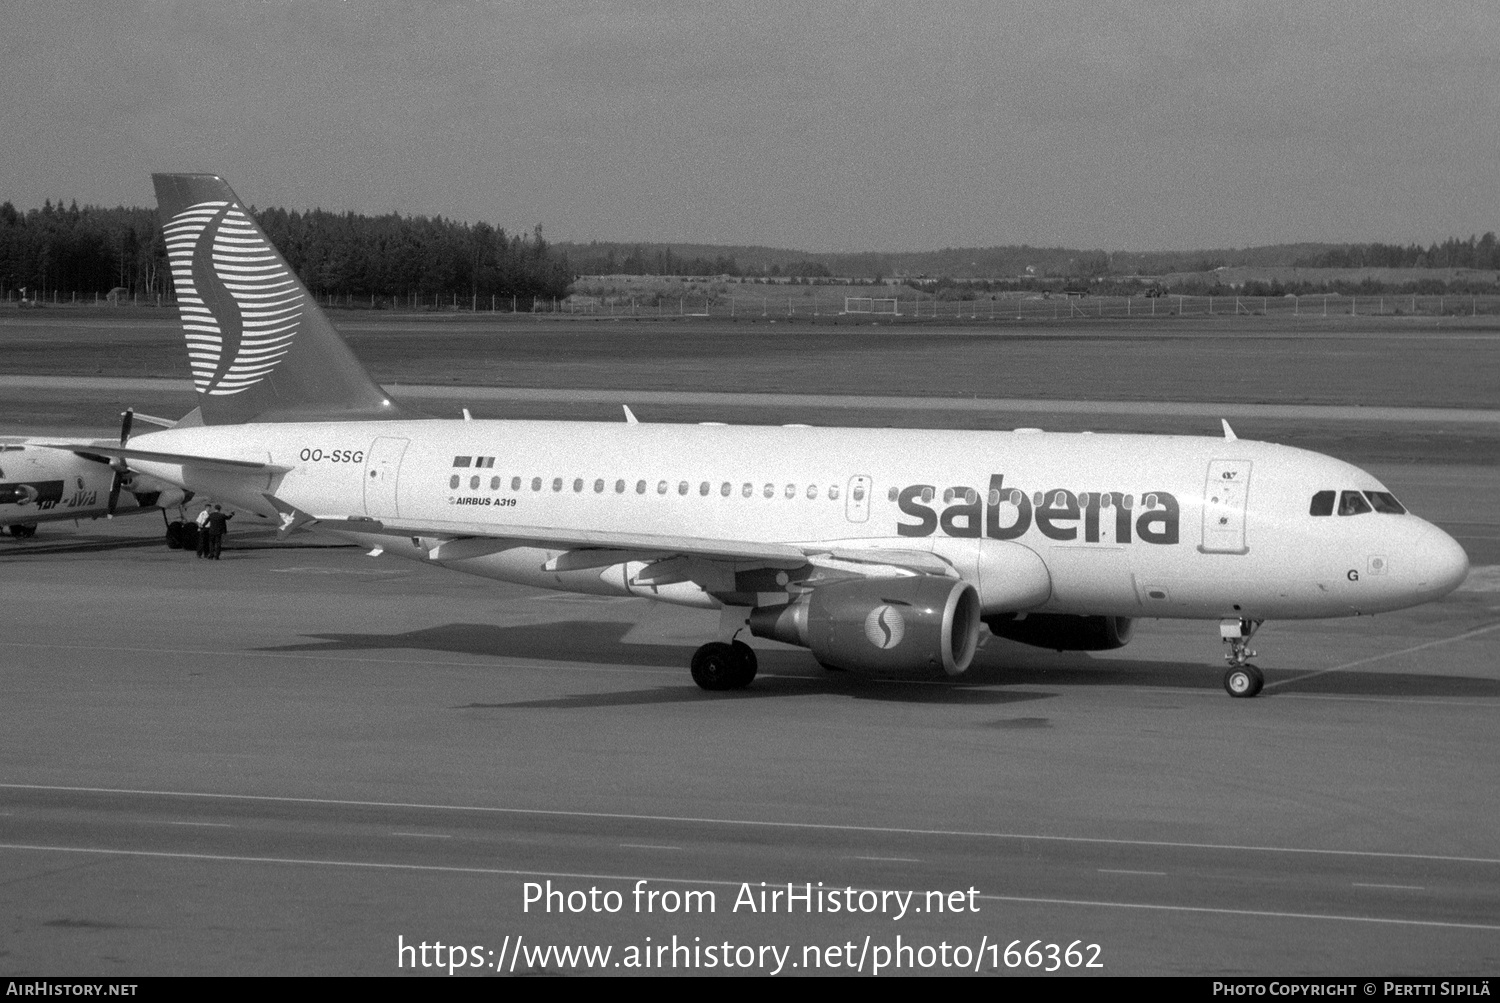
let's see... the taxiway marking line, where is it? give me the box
[620,844,681,851]
[1353,883,1424,890]
[391,832,453,839]
[853,856,921,863]
[1265,620,1500,691]
[8,374,1500,423]
[158,821,230,828]
[4,783,1497,867]
[1,842,1494,933]
[1099,869,1166,876]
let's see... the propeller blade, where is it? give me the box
[107,470,123,516]
[120,408,135,446]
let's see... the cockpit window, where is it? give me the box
[1338,490,1372,516]
[1309,490,1335,516]
[1364,491,1406,514]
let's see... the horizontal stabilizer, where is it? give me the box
[37,443,292,474]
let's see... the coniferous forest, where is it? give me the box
[0,200,574,307]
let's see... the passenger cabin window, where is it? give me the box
[469,475,479,489]
[449,475,460,489]
[1338,490,1372,516]
[1310,490,1335,516]
[1365,491,1406,514]
[511,476,522,491]
[490,476,501,490]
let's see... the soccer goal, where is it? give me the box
[842,296,901,316]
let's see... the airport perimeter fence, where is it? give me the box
[7,289,1500,322]
[552,292,1500,322]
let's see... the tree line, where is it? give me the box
[563,242,832,279]
[0,199,574,306]
[1292,233,1500,271]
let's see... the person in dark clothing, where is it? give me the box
[205,505,234,559]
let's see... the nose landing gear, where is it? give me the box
[1220,618,1264,698]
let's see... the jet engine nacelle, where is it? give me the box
[749,575,981,677]
[982,613,1135,651]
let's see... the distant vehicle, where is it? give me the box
[61,173,1471,699]
[1144,286,1167,298]
[1,411,192,538]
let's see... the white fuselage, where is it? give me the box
[122,419,1470,620]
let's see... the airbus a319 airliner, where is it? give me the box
[49,174,1470,698]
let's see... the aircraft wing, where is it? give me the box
[35,443,292,474]
[310,513,954,577]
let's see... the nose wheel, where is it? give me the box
[1223,663,1264,698]
[1220,618,1265,698]
[690,639,758,691]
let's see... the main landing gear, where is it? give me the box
[690,639,758,691]
[5,524,38,538]
[1220,618,1264,698]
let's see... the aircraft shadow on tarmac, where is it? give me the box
[261,620,1500,702]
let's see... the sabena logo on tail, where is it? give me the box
[163,200,303,396]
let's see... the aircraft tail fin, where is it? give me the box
[152,174,402,425]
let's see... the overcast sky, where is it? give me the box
[3,0,1495,252]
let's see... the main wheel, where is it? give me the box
[1223,663,1264,698]
[730,640,758,687]
[8,524,37,539]
[691,642,741,691]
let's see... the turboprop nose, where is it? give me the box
[1410,520,1470,598]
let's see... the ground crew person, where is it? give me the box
[204,505,234,559]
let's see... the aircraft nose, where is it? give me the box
[1410,520,1470,598]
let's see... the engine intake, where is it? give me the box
[750,576,981,677]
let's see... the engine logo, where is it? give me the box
[864,605,906,650]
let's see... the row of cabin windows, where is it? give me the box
[445,461,1153,511]
[449,471,860,501]
[1309,490,1407,517]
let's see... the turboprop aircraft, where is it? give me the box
[1,410,192,538]
[43,173,1471,697]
